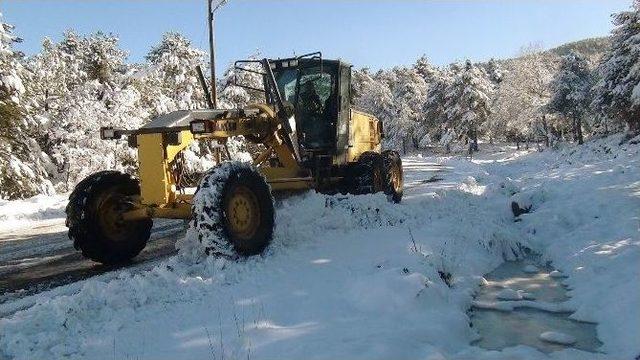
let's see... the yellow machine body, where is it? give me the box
[344,109,383,163]
[114,57,385,222]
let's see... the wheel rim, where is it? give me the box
[226,185,261,241]
[96,190,130,243]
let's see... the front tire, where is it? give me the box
[66,171,152,264]
[192,162,275,257]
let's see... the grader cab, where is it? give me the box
[66,53,403,264]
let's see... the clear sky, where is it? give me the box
[1,0,632,74]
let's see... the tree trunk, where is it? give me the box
[576,117,584,144]
[542,115,549,148]
[469,126,479,152]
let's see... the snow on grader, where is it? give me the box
[65,53,403,264]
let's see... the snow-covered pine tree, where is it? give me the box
[443,60,494,152]
[0,14,54,199]
[592,1,640,135]
[549,51,593,144]
[141,32,207,116]
[421,67,452,149]
[384,67,428,151]
[38,32,144,190]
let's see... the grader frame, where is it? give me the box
[103,56,383,223]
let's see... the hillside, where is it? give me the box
[546,37,611,59]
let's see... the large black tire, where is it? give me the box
[192,162,275,257]
[349,151,385,195]
[66,171,152,264]
[382,150,403,203]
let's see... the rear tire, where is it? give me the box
[192,162,275,257]
[66,171,152,264]
[350,151,385,195]
[382,150,403,203]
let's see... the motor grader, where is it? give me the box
[66,53,403,264]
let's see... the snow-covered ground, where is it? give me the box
[0,194,67,233]
[0,137,638,360]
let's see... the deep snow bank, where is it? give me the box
[0,157,524,360]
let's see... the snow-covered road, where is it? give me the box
[0,219,183,304]
[0,138,638,360]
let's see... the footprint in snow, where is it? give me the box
[539,331,576,345]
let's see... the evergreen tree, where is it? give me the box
[549,51,592,144]
[0,14,53,199]
[592,1,640,134]
[141,32,207,116]
[421,67,452,149]
[443,60,494,152]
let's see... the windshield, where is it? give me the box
[274,68,298,104]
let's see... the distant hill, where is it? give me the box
[490,36,611,73]
[545,37,611,61]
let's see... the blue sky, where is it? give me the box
[1,0,632,74]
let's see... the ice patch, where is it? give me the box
[496,288,535,301]
[539,331,576,345]
[549,270,564,278]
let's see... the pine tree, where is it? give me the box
[443,60,494,152]
[0,14,53,199]
[549,51,592,144]
[35,32,142,190]
[421,67,452,149]
[141,32,207,116]
[592,1,640,134]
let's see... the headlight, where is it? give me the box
[100,127,117,140]
[190,120,207,134]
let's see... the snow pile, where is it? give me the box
[0,193,68,232]
[0,155,525,360]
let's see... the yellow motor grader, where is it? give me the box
[66,53,403,264]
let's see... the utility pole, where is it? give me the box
[207,0,228,109]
